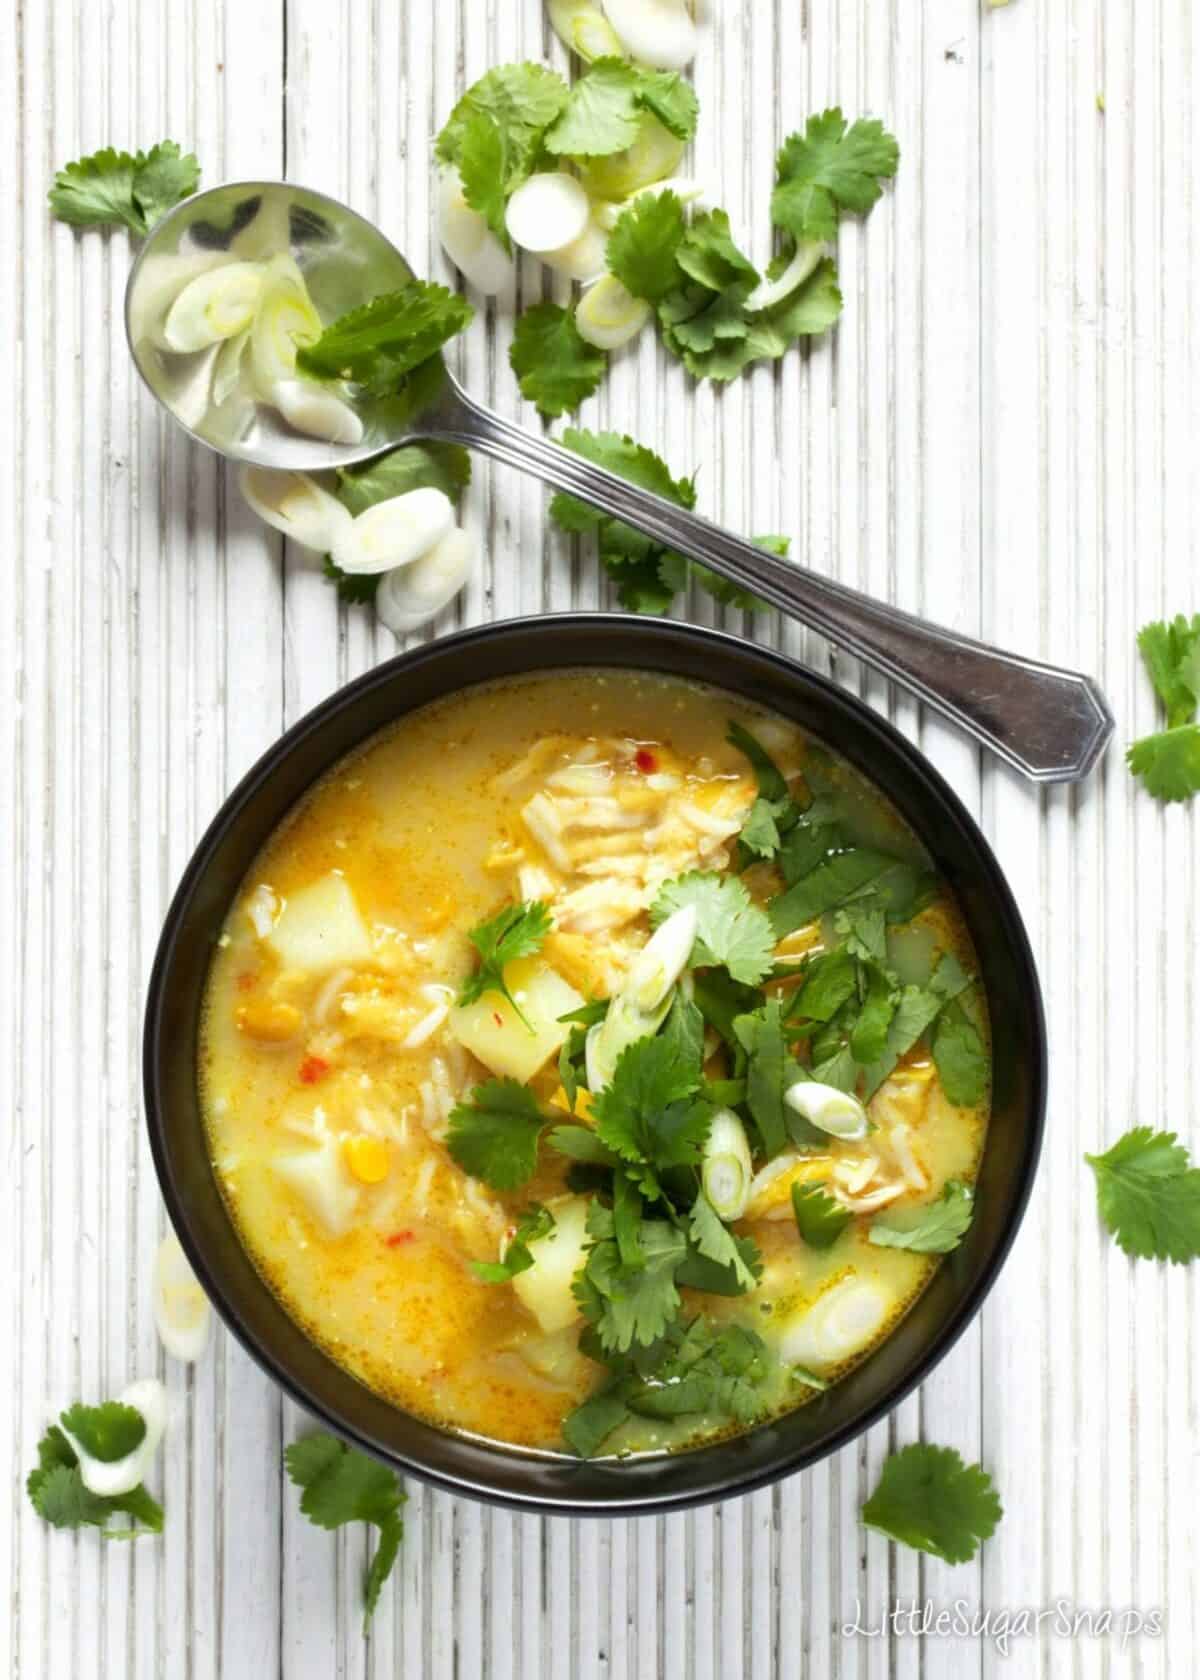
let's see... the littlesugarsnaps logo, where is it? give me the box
[841,1598,1164,1657]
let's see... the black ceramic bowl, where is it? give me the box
[144,615,1046,1515]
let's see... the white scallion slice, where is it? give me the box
[331,486,456,576]
[61,1377,169,1498]
[575,274,652,349]
[162,260,266,353]
[505,172,591,254]
[777,1277,890,1368]
[547,0,626,60]
[211,327,251,408]
[271,378,364,446]
[784,1081,871,1141]
[436,169,515,295]
[580,118,685,202]
[375,526,474,634]
[625,904,696,1012]
[745,241,826,313]
[239,466,353,554]
[600,0,697,70]
[702,1109,753,1221]
[250,253,323,395]
[542,217,610,283]
[153,1230,212,1363]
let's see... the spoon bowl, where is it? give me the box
[125,179,1115,785]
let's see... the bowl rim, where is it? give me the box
[143,612,1047,1515]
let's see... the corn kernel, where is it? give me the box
[344,1133,390,1184]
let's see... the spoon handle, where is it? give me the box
[427,385,1114,784]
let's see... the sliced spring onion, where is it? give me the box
[271,378,364,446]
[239,465,354,554]
[375,526,474,634]
[575,273,653,349]
[784,1081,870,1141]
[211,327,251,408]
[61,1378,169,1498]
[153,1230,212,1363]
[250,253,323,396]
[600,0,697,70]
[592,174,706,229]
[745,241,826,314]
[505,171,591,254]
[542,217,610,283]
[702,1109,753,1221]
[777,1277,890,1367]
[624,904,697,1013]
[579,116,685,202]
[162,260,266,354]
[331,486,456,576]
[547,0,626,60]
[436,169,515,295]
[131,251,236,348]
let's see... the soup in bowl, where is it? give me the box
[145,617,1044,1511]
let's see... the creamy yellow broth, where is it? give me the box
[202,671,988,1455]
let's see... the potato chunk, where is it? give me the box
[272,1136,361,1237]
[512,1195,591,1333]
[265,873,372,972]
[449,957,583,1084]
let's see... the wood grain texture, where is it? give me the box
[3,1,1196,1676]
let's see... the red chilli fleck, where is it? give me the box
[635,748,658,773]
[493,1011,504,1028]
[385,1230,414,1248]
[298,1054,330,1085]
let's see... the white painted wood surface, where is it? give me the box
[4,1,1198,1675]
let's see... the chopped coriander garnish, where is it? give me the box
[59,1401,146,1462]
[931,1000,990,1107]
[295,282,473,396]
[733,998,812,1158]
[1085,1127,1200,1263]
[771,110,900,244]
[510,301,606,418]
[456,899,553,1028]
[436,63,571,247]
[1127,614,1200,803]
[650,872,776,986]
[573,1202,688,1352]
[544,59,699,158]
[446,1079,548,1190]
[869,1180,975,1254]
[471,1204,555,1282]
[861,1443,1002,1564]
[49,140,200,235]
[285,1433,406,1627]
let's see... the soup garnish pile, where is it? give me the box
[202,672,990,1457]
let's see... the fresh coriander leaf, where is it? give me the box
[788,947,859,1027]
[660,989,705,1070]
[770,848,898,939]
[772,110,900,243]
[285,1432,406,1625]
[859,981,946,1097]
[651,872,776,986]
[606,189,689,306]
[634,70,700,142]
[454,109,513,244]
[557,1022,590,1113]
[49,140,200,235]
[562,1381,632,1458]
[675,209,759,293]
[471,1203,555,1283]
[734,998,812,1157]
[336,441,470,517]
[869,1180,975,1254]
[547,1124,618,1165]
[674,1231,763,1295]
[559,998,611,1026]
[688,1192,759,1289]
[590,1034,705,1174]
[693,968,764,1048]
[862,1443,1001,1565]
[59,1402,146,1463]
[931,1001,989,1107]
[1085,1128,1200,1263]
[574,1207,687,1351]
[613,1174,647,1270]
[738,797,784,858]
[296,282,473,395]
[545,58,646,156]
[727,720,790,804]
[1136,613,1200,727]
[1127,725,1200,803]
[811,1042,860,1094]
[791,1181,851,1248]
[437,64,570,245]
[321,557,379,604]
[624,1319,772,1427]
[741,256,844,357]
[446,1080,548,1190]
[456,899,554,1027]
[549,426,697,530]
[510,301,606,417]
[696,534,790,614]
[834,901,888,963]
[848,963,898,1065]
[27,1423,163,1537]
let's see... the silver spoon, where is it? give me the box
[126,180,1113,784]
